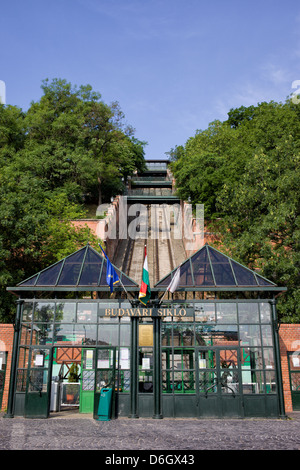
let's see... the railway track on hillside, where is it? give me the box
[113,203,184,287]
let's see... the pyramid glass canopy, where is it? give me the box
[155,244,282,291]
[13,244,139,291]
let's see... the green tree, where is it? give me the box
[170,99,300,322]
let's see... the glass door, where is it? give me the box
[79,349,95,413]
[24,347,53,418]
[197,347,243,418]
[93,347,116,419]
[288,351,300,410]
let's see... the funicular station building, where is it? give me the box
[3,160,289,420]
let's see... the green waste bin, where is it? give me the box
[97,388,113,421]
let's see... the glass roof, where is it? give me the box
[17,244,138,289]
[155,244,277,290]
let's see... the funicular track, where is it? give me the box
[113,202,185,286]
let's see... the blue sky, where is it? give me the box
[1,0,300,158]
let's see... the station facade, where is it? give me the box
[3,242,291,420]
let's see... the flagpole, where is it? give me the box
[158,264,181,305]
[99,243,135,300]
[158,288,169,305]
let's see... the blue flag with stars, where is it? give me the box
[99,244,120,293]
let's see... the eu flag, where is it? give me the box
[99,244,120,293]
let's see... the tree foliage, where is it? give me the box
[0,79,146,322]
[171,99,300,322]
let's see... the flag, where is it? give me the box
[167,266,181,293]
[99,244,120,293]
[139,245,151,305]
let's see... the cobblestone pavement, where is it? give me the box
[0,412,300,452]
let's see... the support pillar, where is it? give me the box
[129,317,139,418]
[153,316,162,419]
[270,299,286,419]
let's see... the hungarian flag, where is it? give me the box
[139,245,151,305]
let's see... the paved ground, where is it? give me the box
[0,411,300,452]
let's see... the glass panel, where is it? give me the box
[33,302,55,322]
[195,325,238,346]
[57,250,85,285]
[22,302,33,322]
[214,325,239,345]
[173,324,194,346]
[97,349,114,368]
[139,348,153,393]
[238,303,259,323]
[162,324,172,346]
[191,248,214,286]
[19,274,38,286]
[82,370,95,391]
[198,371,217,393]
[263,348,275,369]
[97,325,118,346]
[174,371,195,392]
[119,347,130,370]
[231,261,257,285]
[20,324,32,345]
[261,325,273,347]
[16,369,27,392]
[216,303,237,323]
[176,259,194,287]
[54,324,96,345]
[265,371,276,393]
[241,347,263,369]
[36,261,63,285]
[208,247,236,285]
[77,303,97,323]
[198,350,216,369]
[219,349,239,393]
[18,347,29,369]
[78,249,102,285]
[194,303,215,322]
[290,372,300,392]
[120,325,131,346]
[239,325,261,346]
[98,302,119,322]
[289,352,300,371]
[195,325,215,346]
[242,370,265,394]
[30,349,49,368]
[173,349,195,370]
[162,370,173,393]
[32,323,54,345]
[55,303,76,323]
[256,275,274,286]
[82,349,95,369]
[118,370,130,392]
[259,303,272,323]
[29,369,48,393]
[96,370,114,391]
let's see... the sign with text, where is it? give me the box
[99,307,194,318]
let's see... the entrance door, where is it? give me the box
[25,347,53,418]
[93,347,116,419]
[288,351,300,410]
[80,349,95,413]
[197,347,243,418]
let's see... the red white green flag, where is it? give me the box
[139,245,151,305]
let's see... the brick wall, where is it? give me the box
[0,324,14,411]
[279,324,300,413]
